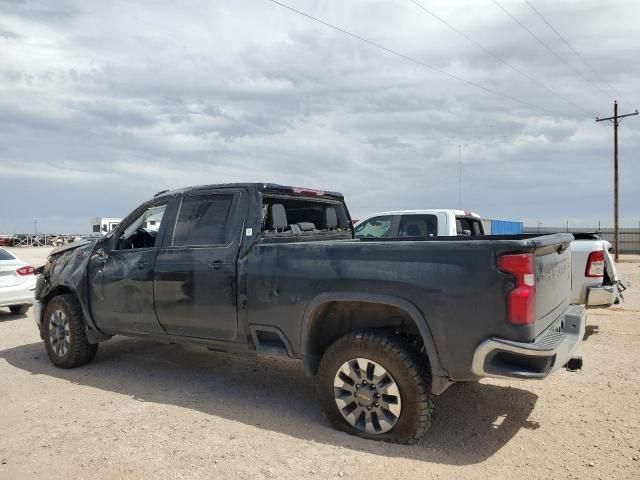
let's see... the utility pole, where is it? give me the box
[458,144,462,209]
[34,219,38,235]
[457,144,468,209]
[596,101,638,262]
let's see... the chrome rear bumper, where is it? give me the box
[586,284,619,307]
[471,305,586,380]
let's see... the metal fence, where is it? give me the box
[0,233,88,248]
[523,226,640,254]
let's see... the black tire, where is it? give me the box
[43,294,98,368]
[9,305,29,315]
[317,330,435,444]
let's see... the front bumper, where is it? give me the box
[471,305,586,380]
[33,300,43,334]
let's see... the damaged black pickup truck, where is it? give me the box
[34,183,585,443]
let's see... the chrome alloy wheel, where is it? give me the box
[48,309,70,357]
[333,357,402,434]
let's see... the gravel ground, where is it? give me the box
[0,247,639,479]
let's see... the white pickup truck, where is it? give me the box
[354,209,485,238]
[568,233,626,306]
[355,210,626,307]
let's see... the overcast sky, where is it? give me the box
[1,0,639,233]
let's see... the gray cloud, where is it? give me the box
[0,0,638,233]
[0,28,20,39]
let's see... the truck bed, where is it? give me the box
[247,232,574,381]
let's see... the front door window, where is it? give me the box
[117,204,167,249]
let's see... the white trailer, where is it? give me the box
[91,217,122,235]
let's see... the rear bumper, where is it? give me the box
[586,284,618,306]
[0,278,37,308]
[471,305,586,380]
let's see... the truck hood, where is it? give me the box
[35,239,98,275]
[50,239,94,256]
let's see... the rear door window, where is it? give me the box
[456,217,484,236]
[398,215,438,237]
[173,194,234,246]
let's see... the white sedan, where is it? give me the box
[0,248,37,315]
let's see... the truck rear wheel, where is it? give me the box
[43,294,98,368]
[317,331,435,444]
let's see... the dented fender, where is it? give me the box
[36,238,110,340]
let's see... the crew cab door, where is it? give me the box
[87,198,175,334]
[153,189,245,340]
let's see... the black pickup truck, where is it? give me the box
[34,183,585,443]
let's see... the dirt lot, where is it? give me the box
[0,247,638,479]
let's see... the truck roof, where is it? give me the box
[153,183,345,200]
[358,209,482,220]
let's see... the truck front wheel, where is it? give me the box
[43,294,98,368]
[317,331,435,444]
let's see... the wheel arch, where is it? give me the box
[41,284,76,304]
[40,284,109,344]
[300,292,446,379]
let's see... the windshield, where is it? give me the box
[355,216,394,238]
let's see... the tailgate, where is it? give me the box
[533,236,572,336]
[603,244,619,282]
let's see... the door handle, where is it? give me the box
[208,260,224,269]
[136,262,148,269]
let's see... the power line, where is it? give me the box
[268,0,568,117]
[409,0,588,116]
[492,0,612,103]
[524,0,635,108]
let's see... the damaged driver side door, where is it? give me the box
[87,198,176,335]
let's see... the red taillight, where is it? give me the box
[585,250,605,277]
[498,253,536,326]
[16,265,35,276]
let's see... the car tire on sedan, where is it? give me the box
[9,304,29,315]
